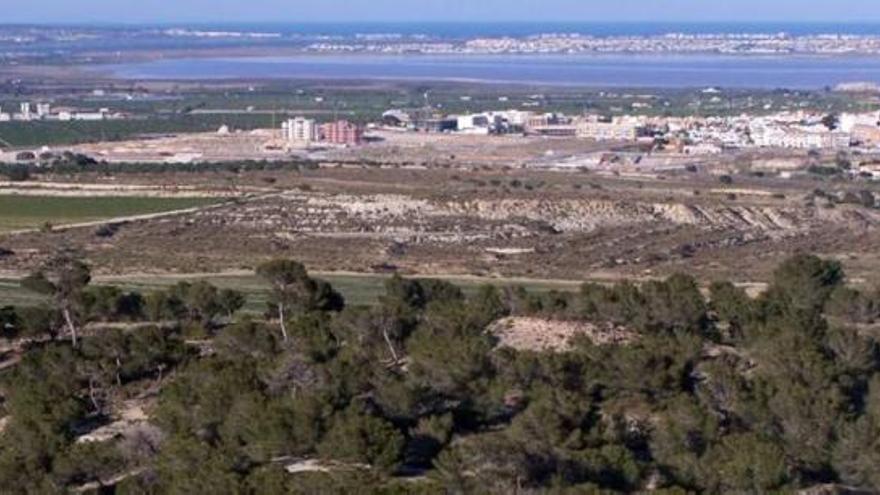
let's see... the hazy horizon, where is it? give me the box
[6,20,880,26]
[5,0,880,24]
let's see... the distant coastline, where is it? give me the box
[5,25,880,63]
[7,22,880,89]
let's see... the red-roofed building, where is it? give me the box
[320,120,364,146]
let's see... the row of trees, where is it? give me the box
[0,254,879,493]
[0,155,424,180]
[11,251,249,345]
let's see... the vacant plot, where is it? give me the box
[489,316,637,352]
[0,195,219,232]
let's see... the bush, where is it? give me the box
[1,164,31,181]
[0,306,20,339]
[317,408,405,473]
[14,151,36,162]
[705,434,789,492]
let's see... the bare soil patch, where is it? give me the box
[489,316,637,352]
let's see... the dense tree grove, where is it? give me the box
[1,254,880,493]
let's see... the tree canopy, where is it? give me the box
[2,255,880,493]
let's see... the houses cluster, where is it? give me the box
[379,107,880,152]
[381,108,645,141]
[304,33,880,56]
[460,33,880,56]
[0,102,117,122]
[281,117,364,148]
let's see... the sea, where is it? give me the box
[98,22,880,89]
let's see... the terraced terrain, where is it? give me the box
[2,166,878,286]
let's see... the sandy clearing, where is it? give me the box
[489,316,637,352]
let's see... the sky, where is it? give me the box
[5,0,880,24]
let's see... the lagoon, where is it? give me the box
[101,53,880,89]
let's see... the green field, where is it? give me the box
[0,279,38,307]
[0,115,278,147]
[111,273,582,310]
[0,273,583,311]
[0,195,220,232]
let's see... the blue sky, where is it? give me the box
[6,0,880,24]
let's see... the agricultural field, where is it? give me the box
[0,114,277,147]
[0,195,219,232]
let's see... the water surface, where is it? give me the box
[104,54,880,89]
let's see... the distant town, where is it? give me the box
[0,101,118,122]
[277,104,880,178]
[306,32,880,56]
[7,25,880,66]
[6,91,880,181]
[370,104,870,151]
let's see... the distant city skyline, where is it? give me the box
[5,0,880,24]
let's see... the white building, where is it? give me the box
[72,110,106,121]
[497,110,533,127]
[576,118,641,141]
[456,113,496,134]
[18,102,32,121]
[36,103,51,118]
[751,124,851,149]
[826,131,854,149]
[283,117,318,146]
[839,111,880,133]
[684,143,723,155]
